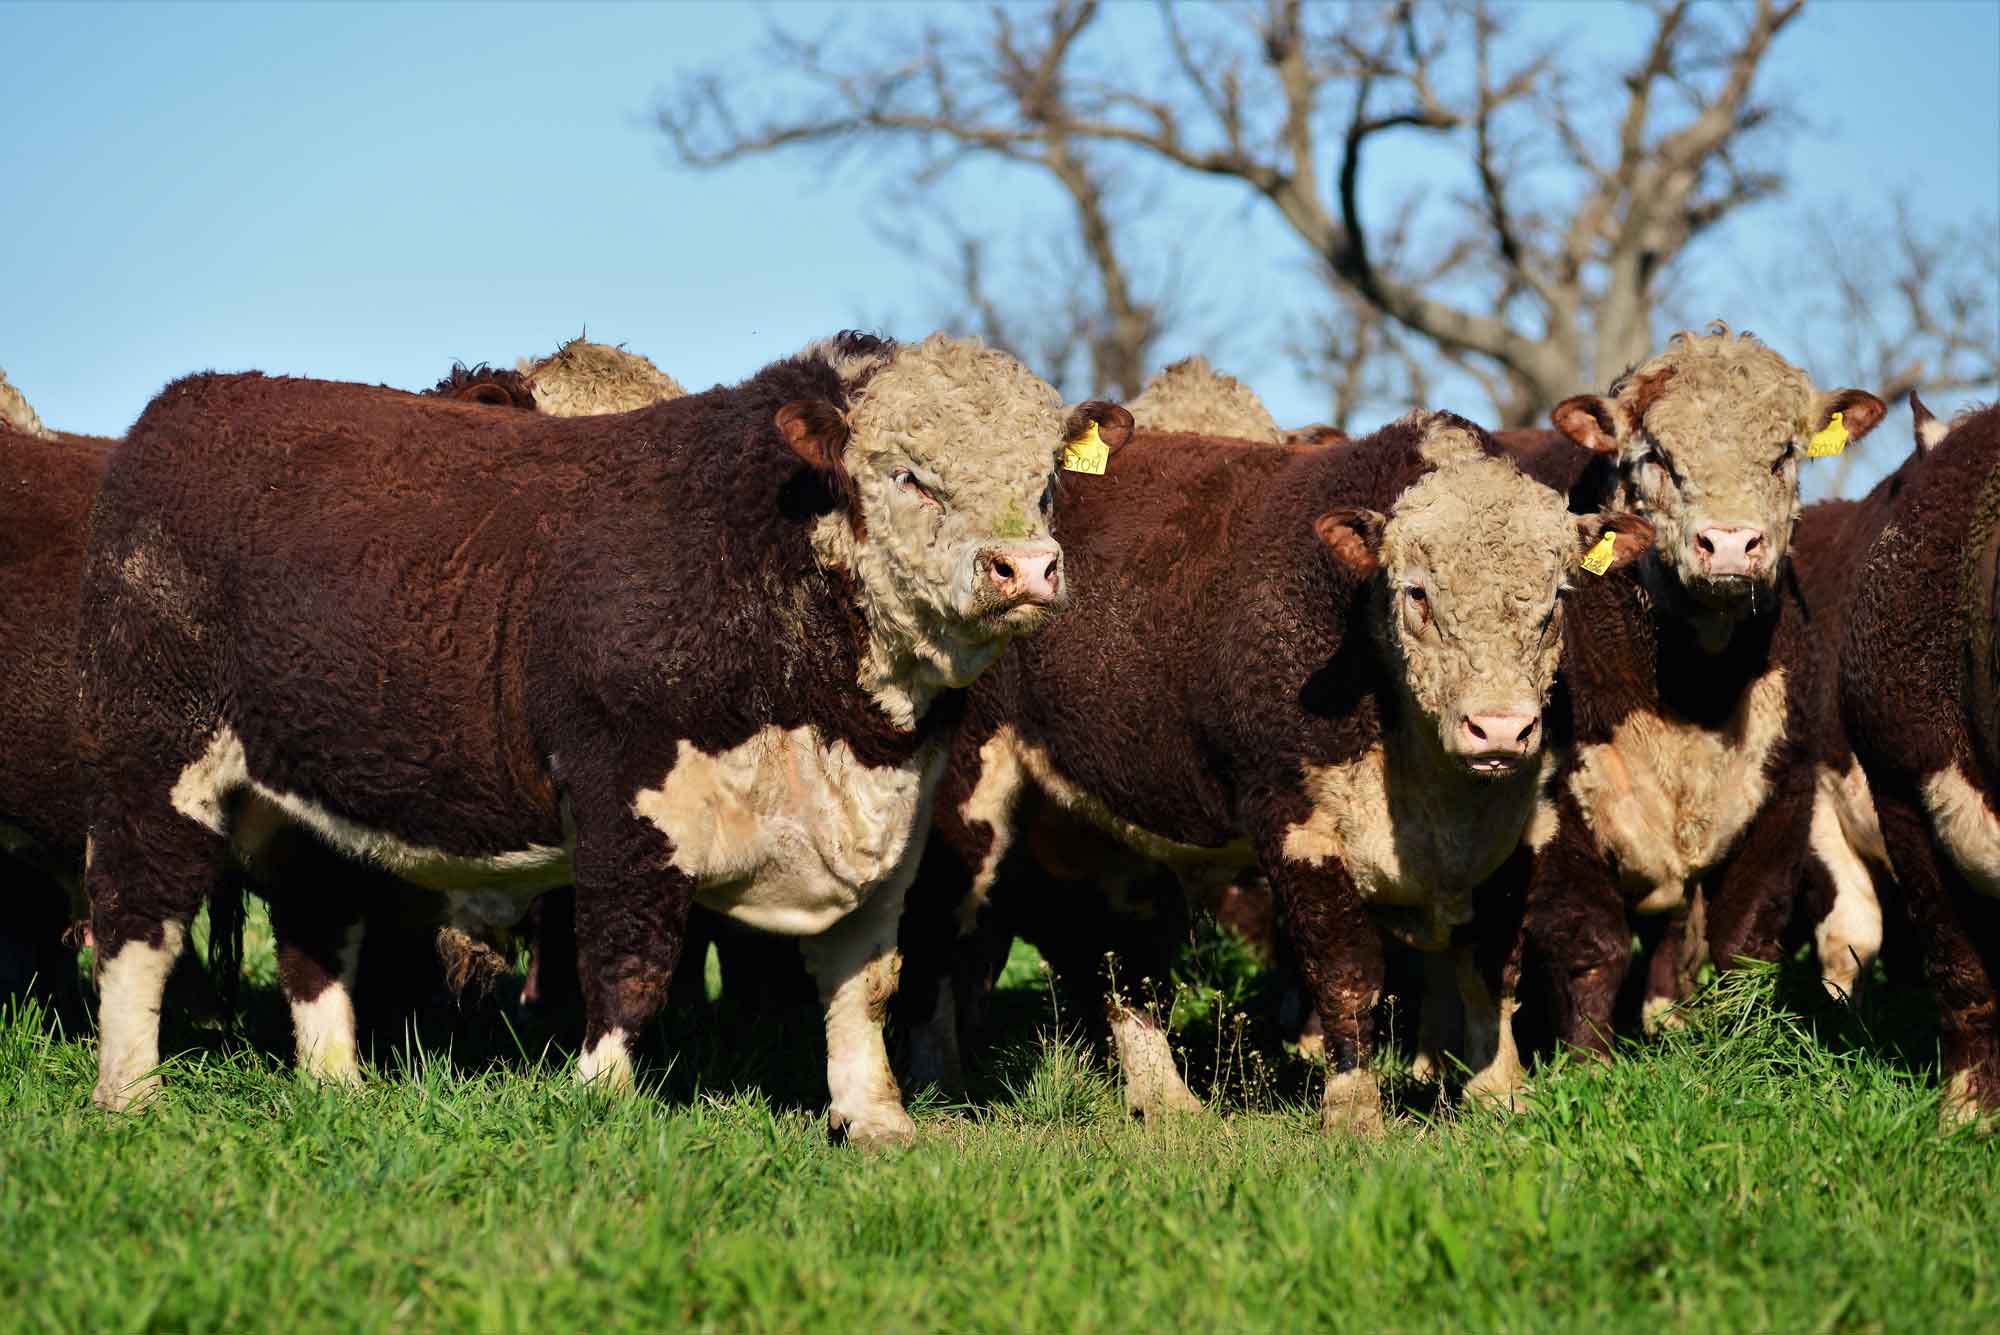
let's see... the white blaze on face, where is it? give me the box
[1377,428,1574,760]
[1562,327,1884,605]
[812,334,1071,708]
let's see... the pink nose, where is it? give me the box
[983,545,1062,607]
[1459,713,1538,758]
[1695,526,1765,578]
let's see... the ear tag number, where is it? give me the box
[1808,411,1849,458]
[1580,531,1618,576]
[1062,421,1108,475]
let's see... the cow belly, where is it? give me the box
[174,726,572,909]
[636,725,941,936]
[1283,745,1549,948]
[1567,668,1787,906]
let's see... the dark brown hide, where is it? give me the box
[1843,406,2000,1118]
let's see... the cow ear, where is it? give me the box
[1064,401,1135,454]
[776,400,851,474]
[457,382,517,408]
[1314,507,1386,577]
[1575,512,1653,572]
[1814,388,1886,445]
[1911,391,1950,454]
[1552,396,1622,455]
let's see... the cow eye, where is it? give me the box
[1772,443,1797,475]
[894,470,942,508]
[1402,585,1432,633]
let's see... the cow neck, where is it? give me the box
[1634,547,1784,657]
[1643,564,1783,728]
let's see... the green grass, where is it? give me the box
[3,934,1996,1332]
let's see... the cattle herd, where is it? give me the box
[4,322,1999,1145]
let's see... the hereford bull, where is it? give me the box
[1523,324,1885,1049]
[80,333,1126,1148]
[516,336,688,416]
[1843,402,2000,1128]
[896,412,1649,1133]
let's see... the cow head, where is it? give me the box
[1319,417,1652,777]
[1552,324,1884,632]
[784,333,1132,708]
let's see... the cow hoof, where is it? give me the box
[1294,1030,1326,1064]
[1939,1072,1998,1135]
[1640,996,1686,1037]
[92,1074,161,1113]
[830,1105,918,1149]
[1127,1078,1204,1121]
[1408,1049,1443,1084]
[1320,1069,1385,1137]
[1462,1076,1533,1116]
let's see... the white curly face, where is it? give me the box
[1613,338,1820,602]
[823,335,1070,697]
[1375,445,1576,761]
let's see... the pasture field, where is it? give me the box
[2,914,1995,1334]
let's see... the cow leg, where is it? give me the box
[519,887,581,1020]
[569,766,696,1091]
[1262,836,1386,1136]
[897,722,1026,1096]
[271,893,366,1083]
[1408,949,1461,1084]
[1526,793,1629,1057]
[88,800,226,1111]
[1638,900,1699,1036]
[1809,779,1883,1002]
[800,880,916,1148]
[1876,791,2000,1129]
[1706,775,1813,973]
[1462,846,1532,1110]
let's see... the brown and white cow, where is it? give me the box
[1125,355,1286,444]
[1522,325,1885,1048]
[1843,402,2000,1128]
[79,333,1125,1147]
[897,413,1650,1133]
[1777,395,1951,1003]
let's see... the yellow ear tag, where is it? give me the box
[1061,420,1108,475]
[1580,531,1618,576]
[1808,411,1849,458]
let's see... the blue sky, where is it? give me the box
[3,1,1995,495]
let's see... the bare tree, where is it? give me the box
[1781,201,2000,493]
[661,0,1998,434]
[661,1,1169,398]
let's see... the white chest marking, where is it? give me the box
[633,725,943,936]
[1568,667,1787,907]
[1922,764,2000,898]
[169,726,569,936]
[1283,745,1552,948]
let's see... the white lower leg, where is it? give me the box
[93,921,188,1111]
[292,920,365,1082]
[1456,951,1529,1110]
[578,1026,634,1088]
[803,889,916,1147]
[1108,1005,1202,1118]
[1811,785,1883,1001]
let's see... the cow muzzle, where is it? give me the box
[1689,525,1767,604]
[1449,709,1540,777]
[973,541,1066,629]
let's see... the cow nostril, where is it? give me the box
[1744,533,1763,555]
[991,557,1015,582]
[1517,719,1537,744]
[1696,533,1715,556]
[1042,558,1058,583]
[1466,718,1487,741]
